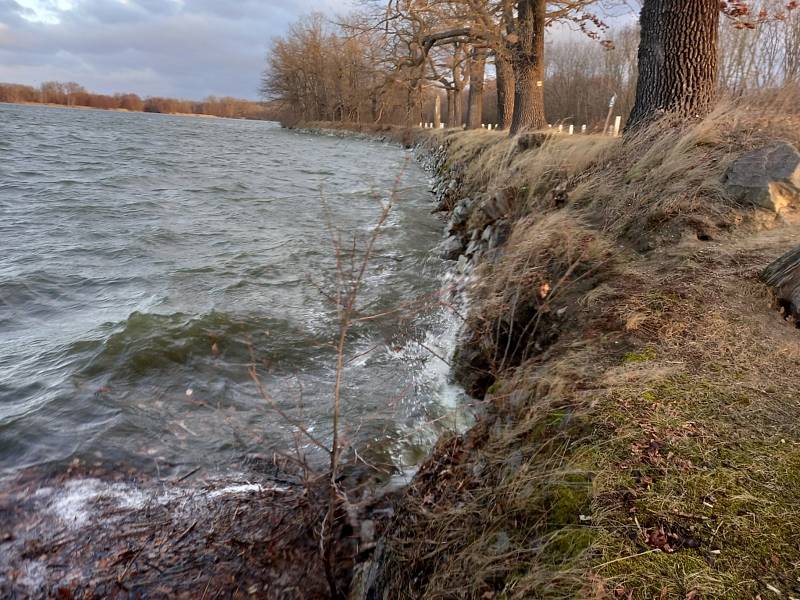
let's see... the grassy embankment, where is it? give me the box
[342,97,800,599]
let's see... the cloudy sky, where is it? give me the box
[0,0,350,100]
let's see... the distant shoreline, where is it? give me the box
[1,101,249,120]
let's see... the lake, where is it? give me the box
[0,104,466,481]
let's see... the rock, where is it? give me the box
[723,142,800,212]
[447,197,473,231]
[481,226,493,242]
[456,254,469,274]
[360,519,376,544]
[488,220,512,250]
[481,189,516,222]
[465,239,483,257]
[452,337,494,398]
[439,235,464,260]
[762,244,800,323]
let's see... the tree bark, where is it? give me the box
[452,43,469,128]
[446,88,456,126]
[454,88,464,127]
[509,0,547,134]
[434,93,442,128]
[627,0,719,130]
[466,48,487,129]
[495,54,515,130]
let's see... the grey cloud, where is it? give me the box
[0,0,352,99]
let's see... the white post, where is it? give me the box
[419,122,423,128]
[613,116,622,137]
[439,123,444,129]
[558,124,563,133]
[568,124,574,135]
[581,124,587,134]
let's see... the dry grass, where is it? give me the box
[376,98,800,599]
[467,212,618,373]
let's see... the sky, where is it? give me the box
[0,0,351,100]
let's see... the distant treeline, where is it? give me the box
[0,81,279,120]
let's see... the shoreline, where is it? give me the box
[1,101,270,120]
[305,118,800,599]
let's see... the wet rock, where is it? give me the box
[723,142,800,212]
[439,235,464,260]
[452,337,494,398]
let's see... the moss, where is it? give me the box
[546,480,591,527]
[622,347,657,364]
[542,527,595,565]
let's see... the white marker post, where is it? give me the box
[558,124,563,133]
[581,124,587,134]
[613,116,622,137]
[568,124,574,135]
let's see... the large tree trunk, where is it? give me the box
[509,0,547,134]
[466,48,487,129]
[452,43,469,128]
[627,0,719,129]
[446,88,456,126]
[495,54,515,130]
[454,88,464,127]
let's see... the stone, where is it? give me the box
[488,220,512,250]
[481,189,516,221]
[360,519,376,544]
[439,235,464,260]
[447,197,473,230]
[465,240,481,257]
[723,142,800,212]
[762,244,800,324]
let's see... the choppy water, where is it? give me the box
[0,104,465,479]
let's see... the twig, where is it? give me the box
[594,548,660,569]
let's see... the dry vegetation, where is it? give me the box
[371,93,800,599]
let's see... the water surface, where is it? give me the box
[0,104,464,478]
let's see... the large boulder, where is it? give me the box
[723,142,800,212]
[763,244,800,324]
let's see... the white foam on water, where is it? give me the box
[206,483,288,498]
[40,477,291,530]
[46,478,152,528]
[16,559,46,592]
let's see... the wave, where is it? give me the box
[73,310,334,381]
